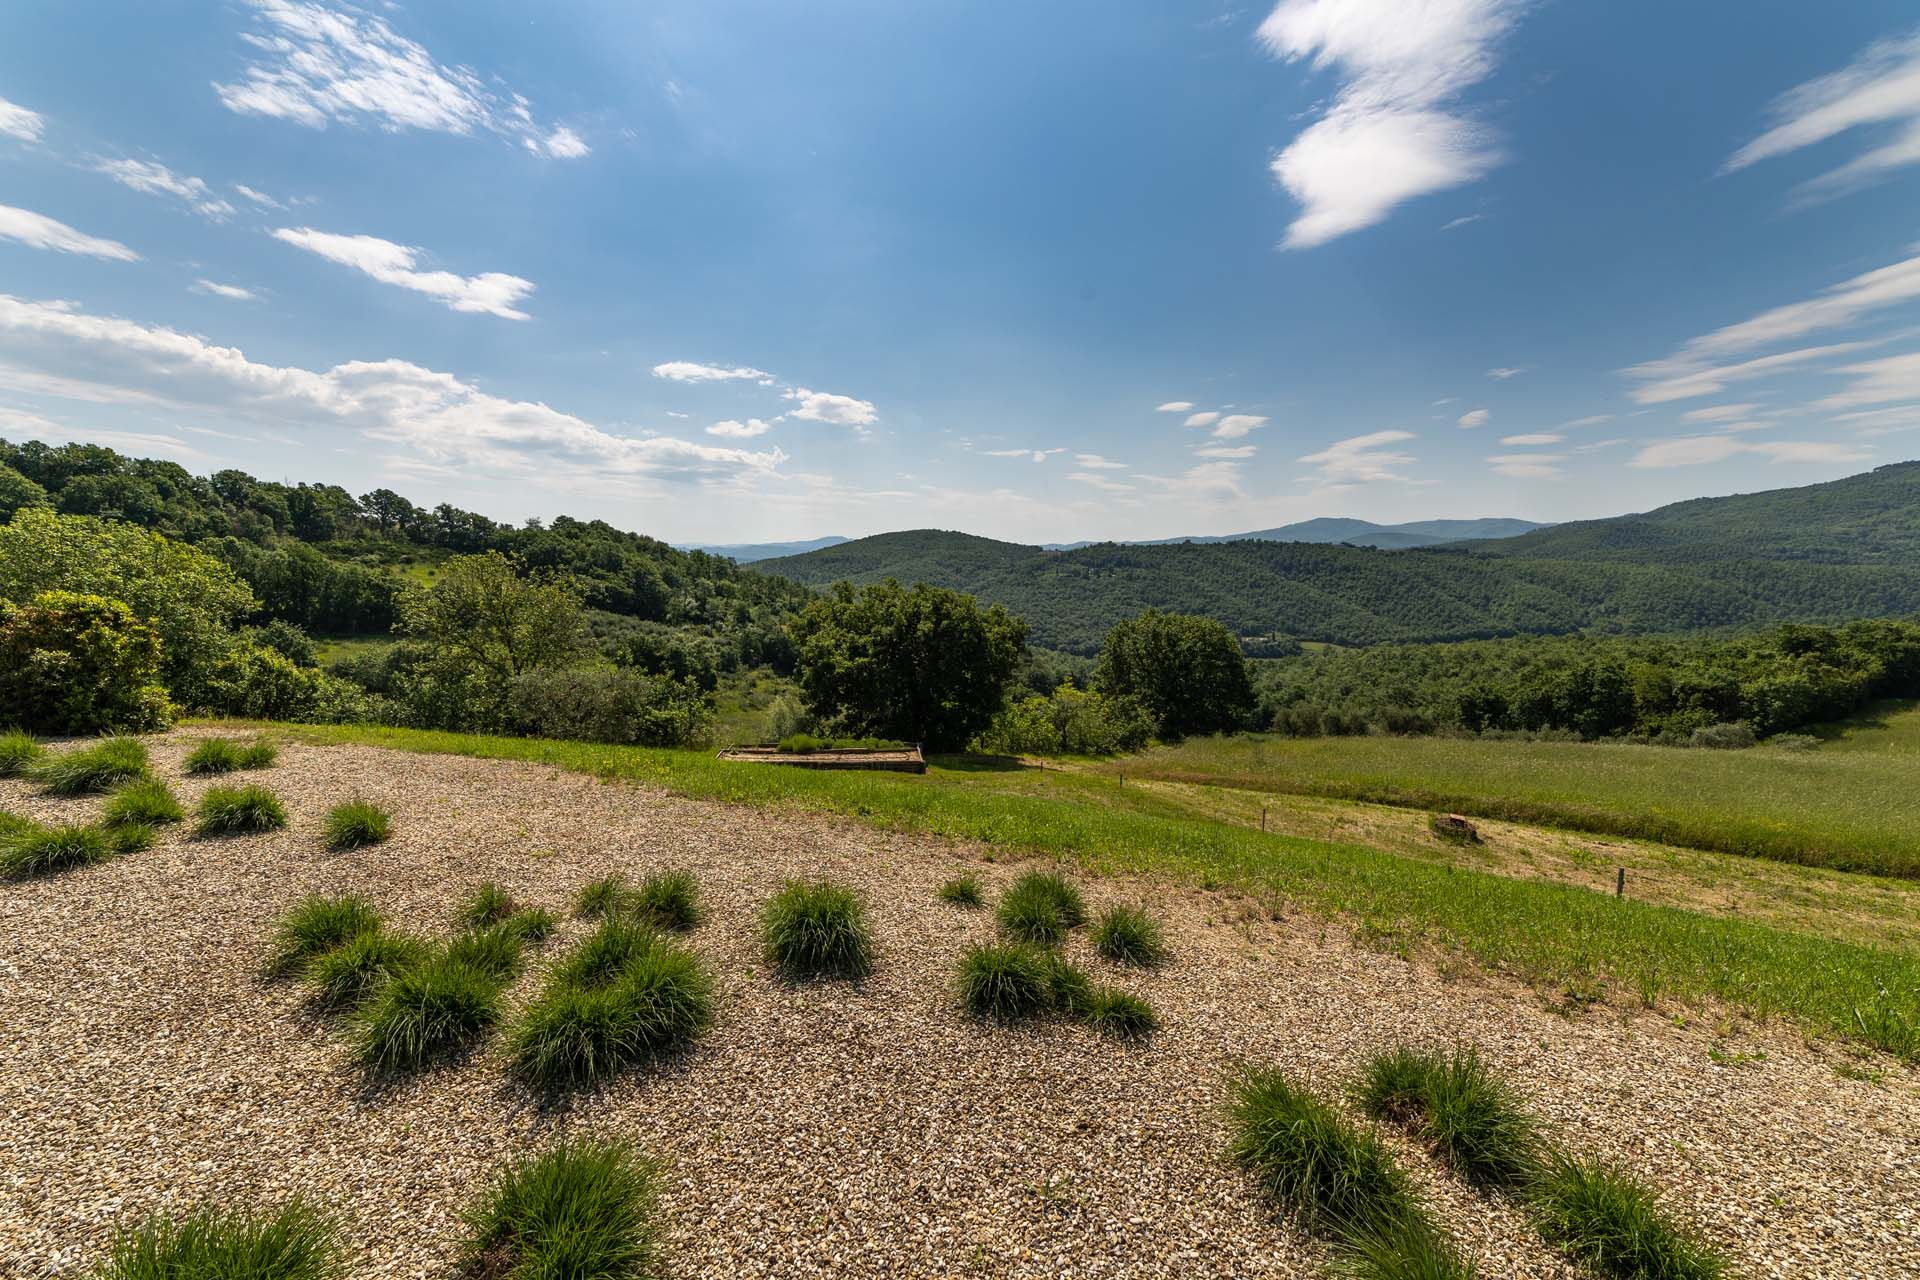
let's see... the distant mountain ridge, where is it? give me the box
[1049,515,1549,551]
[681,535,850,563]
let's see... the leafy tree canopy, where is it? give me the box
[1092,609,1255,738]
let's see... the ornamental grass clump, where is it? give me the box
[762,879,875,980]
[92,1200,344,1280]
[34,737,147,796]
[938,874,984,907]
[195,784,287,836]
[320,799,389,851]
[102,777,184,828]
[0,729,44,777]
[306,931,429,1012]
[185,737,277,775]
[265,894,383,979]
[574,874,627,918]
[355,951,504,1072]
[0,821,112,878]
[1091,904,1168,967]
[954,942,1158,1038]
[457,1141,664,1280]
[456,882,518,930]
[995,869,1085,947]
[1354,1045,1540,1191]
[1529,1153,1728,1280]
[629,869,703,932]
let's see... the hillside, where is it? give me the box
[682,535,851,563]
[1042,515,1546,551]
[760,463,1920,652]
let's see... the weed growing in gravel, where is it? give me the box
[1082,987,1159,1039]
[445,923,526,982]
[93,1200,344,1280]
[185,737,277,775]
[1227,1066,1421,1238]
[956,943,1055,1021]
[762,879,874,979]
[1354,1046,1540,1191]
[34,737,147,795]
[195,785,287,836]
[457,882,518,929]
[306,931,429,1011]
[458,1140,663,1279]
[574,874,627,917]
[508,916,716,1088]
[1528,1153,1727,1280]
[103,778,184,828]
[0,730,44,777]
[320,799,389,851]
[0,822,112,878]
[105,821,156,854]
[996,869,1085,946]
[266,895,383,978]
[629,869,703,932]
[355,952,504,1071]
[1091,904,1168,967]
[939,874,984,906]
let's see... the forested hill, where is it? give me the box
[759,463,1920,653]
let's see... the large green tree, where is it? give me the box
[399,552,589,682]
[790,579,1028,750]
[1092,609,1254,739]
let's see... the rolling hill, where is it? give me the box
[1041,515,1547,551]
[759,463,1920,653]
[681,535,851,563]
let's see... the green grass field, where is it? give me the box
[1106,704,1920,879]
[255,720,1920,1064]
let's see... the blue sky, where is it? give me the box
[2,1,1919,544]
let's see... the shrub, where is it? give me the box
[995,869,1085,946]
[1529,1153,1727,1280]
[509,939,716,1088]
[355,954,503,1071]
[445,924,526,983]
[458,1141,662,1280]
[762,879,875,979]
[1091,904,1168,967]
[971,683,1155,757]
[0,591,171,734]
[629,869,703,932]
[939,874,984,907]
[0,822,112,878]
[1354,1046,1540,1191]
[956,943,1054,1021]
[205,644,372,725]
[33,736,147,795]
[0,729,43,776]
[506,666,714,748]
[1083,987,1158,1039]
[320,799,389,851]
[1227,1067,1417,1237]
[1688,721,1755,750]
[265,894,383,978]
[575,874,628,918]
[306,931,429,1011]
[196,784,287,836]
[93,1200,344,1280]
[185,737,276,775]
[457,882,518,929]
[103,778,184,827]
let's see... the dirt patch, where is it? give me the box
[1,733,1914,1278]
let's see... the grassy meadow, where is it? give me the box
[257,719,1920,1063]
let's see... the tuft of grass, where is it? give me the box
[762,879,875,979]
[195,784,287,836]
[320,799,389,851]
[34,737,147,795]
[0,821,112,878]
[1082,986,1159,1039]
[628,869,703,932]
[306,931,429,1011]
[94,1201,344,1280]
[502,906,558,946]
[458,1141,663,1280]
[555,915,663,990]
[185,737,277,775]
[996,869,1086,946]
[354,953,503,1071]
[1335,1215,1480,1280]
[105,821,156,855]
[1227,1066,1418,1238]
[939,874,984,907]
[456,882,518,930]
[0,729,45,777]
[444,923,526,983]
[574,874,627,918]
[103,778,184,828]
[1091,904,1168,967]
[508,938,716,1088]
[1529,1153,1728,1280]
[956,943,1055,1021]
[1040,949,1094,1016]
[1353,1046,1540,1191]
[265,894,383,978]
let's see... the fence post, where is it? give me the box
[1615,867,1626,898]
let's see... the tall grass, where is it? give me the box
[1529,1154,1727,1280]
[103,778,184,828]
[93,1201,343,1280]
[33,737,147,795]
[0,822,113,878]
[458,1141,663,1280]
[762,879,874,979]
[0,729,44,776]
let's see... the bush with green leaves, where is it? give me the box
[320,799,389,850]
[91,1200,344,1280]
[0,821,112,878]
[103,777,184,828]
[306,931,429,1011]
[1092,608,1256,739]
[971,682,1155,757]
[1091,904,1167,967]
[33,737,147,795]
[196,784,287,836]
[265,894,383,978]
[205,643,371,725]
[506,665,715,748]
[184,736,277,775]
[938,874,983,907]
[762,879,875,979]
[457,1141,663,1280]
[1529,1153,1727,1280]
[0,591,172,734]
[1354,1046,1539,1191]
[995,869,1085,947]
[0,729,43,776]
[355,951,505,1071]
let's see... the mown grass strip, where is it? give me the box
[257,722,1920,1061]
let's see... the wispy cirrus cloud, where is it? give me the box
[1257,0,1528,249]
[1488,452,1564,478]
[1813,350,1920,410]
[273,228,535,319]
[985,447,1066,462]
[1299,428,1416,483]
[1154,400,1195,412]
[93,158,237,220]
[0,204,140,261]
[193,279,259,301]
[1457,407,1490,428]
[1724,28,1920,199]
[1629,434,1871,469]
[1074,453,1127,470]
[0,95,44,142]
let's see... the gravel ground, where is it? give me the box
[2,733,1916,1279]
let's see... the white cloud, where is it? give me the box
[193,279,258,301]
[1724,29,1920,198]
[1068,471,1136,494]
[1814,350,1920,409]
[1211,413,1268,440]
[1828,404,1920,436]
[783,386,878,427]
[0,204,140,261]
[1488,452,1564,478]
[985,447,1066,462]
[1559,414,1613,429]
[93,158,236,220]
[1257,0,1526,248]
[1074,453,1128,470]
[1196,444,1259,458]
[1439,213,1484,231]
[1498,432,1561,445]
[272,227,534,319]
[1487,366,1524,379]
[233,183,286,210]
[1680,403,1762,423]
[0,95,45,142]
[214,0,587,158]
[1155,400,1195,412]
[1457,407,1490,428]
[1299,428,1416,483]
[1629,434,1871,469]
[1626,342,1869,404]
[1183,410,1221,428]
[705,418,774,439]
[1138,461,1247,501]
[0,292,784,484]
[651,361,773,384]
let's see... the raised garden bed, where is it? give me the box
[717,745,927,774]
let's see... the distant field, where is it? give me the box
[1107,705,1920,879]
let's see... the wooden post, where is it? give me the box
[1261,807,1268,832]
[1616,867,1626,898]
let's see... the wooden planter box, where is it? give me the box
[716,745,927,774]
